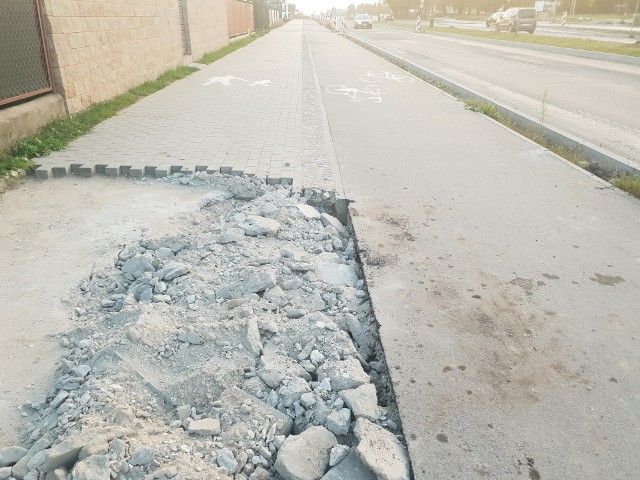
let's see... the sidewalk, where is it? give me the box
[34,22,339,193]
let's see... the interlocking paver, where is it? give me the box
[37,22,309,185]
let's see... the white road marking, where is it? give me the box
[202,75,248,86]
[326,84,389,103]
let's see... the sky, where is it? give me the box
[293,0,354,14]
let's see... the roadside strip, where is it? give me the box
[347,33,640,178]
[421,30,640,67]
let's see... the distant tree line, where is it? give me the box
[346,0,639,18]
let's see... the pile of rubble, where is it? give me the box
[0,173,411,480]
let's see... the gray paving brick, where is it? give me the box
[29,22,341,188]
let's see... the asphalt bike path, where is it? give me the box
[305,20,640,480]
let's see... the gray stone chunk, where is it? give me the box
[314,262,358,288]
[326,409,351,436]
[177,331,204,345]
[219,387,292,437]
[354,419,410,480]
[39,437,86,472]
[217,230,244,244]
[0,446,28,467]
[274,426,337,480]
[243,317,263,357]
[154,247,175,260]
[187,418,221,436]
[240,215,281,236]
[216,448,238,474]
[258,353,311,389]
[297,204,321,220]
[321,450,377,480]
[161,263,190,281]
[129,446,154,466]
[339,384,379,422]
[198,191,229,208]
[320,213,347,237]
[45,467,68,480]
[328,445,350,467]
[121,255,155,278]
[72,365,91,378]
[71,455,110,480]
[26,450,45,471]
[0,467,11,480]
[216,268,276,300]
[278,377,312,408]
[316,358,370,392]
[176,405,191,422]
[23,471,38,480]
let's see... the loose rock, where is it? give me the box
[274,426,337,480]
[354,419,410,480]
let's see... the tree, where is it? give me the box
[347,3,357,15]
[385,0,416,17]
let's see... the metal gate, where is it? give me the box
[0,0,53,107]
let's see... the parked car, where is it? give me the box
[495,7,537,33]
[354,14,373,29]
[486,12,504,27]
[384,13,394,21]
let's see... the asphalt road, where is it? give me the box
[305,20,640,480]
[392,18,640,43]
[349,25,640,165]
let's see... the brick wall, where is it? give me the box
[186,0,230,62]
[40,0,228,114]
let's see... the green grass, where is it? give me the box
[611,175,640,198]
[391,23,640,57]
[464,98,500,118]
[129,66,197,96]
[198,33,265,64]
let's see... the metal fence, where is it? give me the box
[0,0,52,107]
[228,0,254,37]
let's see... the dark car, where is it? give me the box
[495,7,537,33]
[486,12,504,27]
[354,14,373,29]
[384,13,394,21]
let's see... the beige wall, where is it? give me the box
[40,0,229,114]
[187,0,230,61]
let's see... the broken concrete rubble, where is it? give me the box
[2,173,408,480]
[354,419,411,480]
[274,426,336,480]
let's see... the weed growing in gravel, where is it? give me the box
[464,98,500,120]
[611,175,640,198]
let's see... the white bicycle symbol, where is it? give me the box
[326,84,390,103]
[358,71,415,83]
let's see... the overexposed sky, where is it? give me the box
[293,0,354,14]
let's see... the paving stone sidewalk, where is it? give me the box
[35,22,336,189]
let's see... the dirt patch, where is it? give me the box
[0,177,206,445]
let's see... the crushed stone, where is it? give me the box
[1,173,410,480]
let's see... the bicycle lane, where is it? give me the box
[305,21,640,480]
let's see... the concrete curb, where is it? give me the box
[347,34,640,177]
